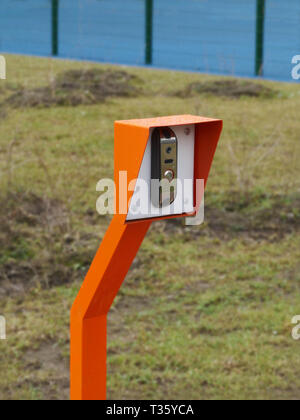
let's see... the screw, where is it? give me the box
[164,170,174,181]
[184,127,191,136]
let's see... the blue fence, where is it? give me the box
[0,0,51,56]
[0,0,299,82]
[264,0,300,80]
[153,0,256,77]
[59,0,145,64]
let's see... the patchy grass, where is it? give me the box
[4,69,141,108]
[0,54,300,400]
[175,79,280,99]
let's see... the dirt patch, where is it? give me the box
[0,105,7,119]
[0,83,23,118]
[0,192,86,296]
[0,263,35,297]
[107,295,153,356]
[175,79,278,99]
[24,341,68,372]
[3,192,70,230]
[5,68,141,108]
[0,88,7,118]
[112,295,152,314]
[22,341,69,400]
[158,193,300,241]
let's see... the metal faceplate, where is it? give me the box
[151,127,178,208]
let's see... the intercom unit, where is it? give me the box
[126,124,195,221]
[71,115,223,401]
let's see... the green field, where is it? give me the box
[0,54,299,400]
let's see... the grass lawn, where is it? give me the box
[0,54,299,400]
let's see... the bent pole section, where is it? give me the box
[70,216,151,400]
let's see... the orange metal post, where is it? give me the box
[70,115,222,401]
[70,216,151,400]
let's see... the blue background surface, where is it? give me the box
[0,0,299,81]
[59,0,145,64]
[152,0,256,77]
[264,0,300,80]
[0,0,51,56]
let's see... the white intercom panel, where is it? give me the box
[126,124,195,221]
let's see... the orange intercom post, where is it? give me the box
[70,115,223,400]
